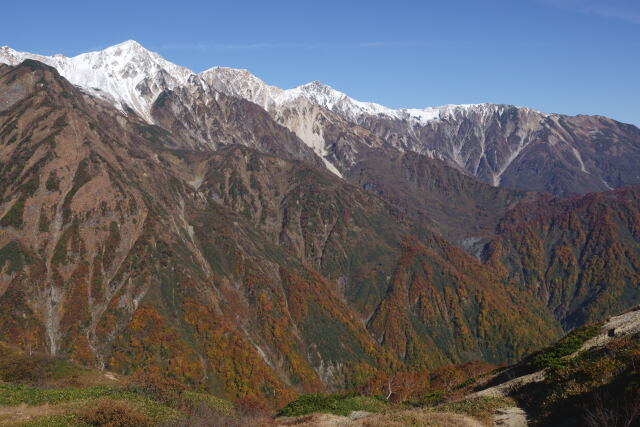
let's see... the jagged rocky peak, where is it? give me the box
[278,80,532,126]
[199,66,283,109]
[0,40,195,121]
[0,40,542,127]
[279,80,352,109]
[2,41,639,195]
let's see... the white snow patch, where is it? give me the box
[0,41,194,122]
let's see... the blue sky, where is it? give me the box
[2,0,639,124]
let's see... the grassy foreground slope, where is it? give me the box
[0,342,245,426]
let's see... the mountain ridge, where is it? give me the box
[7,41,640,196]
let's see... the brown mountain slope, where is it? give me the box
[341,104,640,196]
[345,148,534,245]
[0,61,398,405]
[149,84,325,168]
[487,187,640,329]
[367,237,561,368]
[180,144,563,367]
[0,60,564,398]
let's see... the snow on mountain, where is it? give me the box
[1,40,576,187]
[0,41,194,122]
[0,40,517,159]
[0,40,549,131]
[200,66,283,110]
[276,80,440,124]
[199,68,502,175]
[199,68,507,127]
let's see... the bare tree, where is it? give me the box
[584,388,640,427]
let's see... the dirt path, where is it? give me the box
[580,308,640,351]
[473,371,546,399]
[493,407,527,427]
[276,410,483,427]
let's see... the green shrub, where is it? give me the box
[20,414,79,427]
[0,383,114,405]
[19,177,39,197]
[276,393,387,417]
[0,241,30,274]
[46,172,61,191]
[412,390,444,407]
[529,324,601,371]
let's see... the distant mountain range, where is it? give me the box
[1,41,639,405]
[3,41,639,195]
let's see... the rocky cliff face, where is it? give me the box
[149,84,324,168]
[350,105,640,196]
[203,68,640,196]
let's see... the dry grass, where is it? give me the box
[352,410,483,427]
[0,403,69,425]
[276,409,483,427]
[434,397,515,425]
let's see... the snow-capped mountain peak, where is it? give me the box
[0,41,195,122]
[274,80,508,126]
[0,41,530,128]
[199,66,283,110]
[107,39,144,50]
[0,41,556,184]
[278,81,350,109]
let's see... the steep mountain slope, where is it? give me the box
[0,61,394,404]
[196,68,544,247]
[366,237,561,368]
[0,61,566,399]
[486,187,640,329]
[344,148,534,244]
[175,146,563,367]
[201,67,388,176]
[350,104,640,196]
[148,83,324,168]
